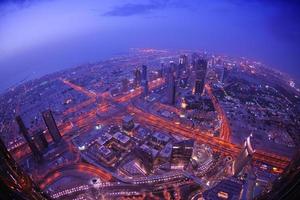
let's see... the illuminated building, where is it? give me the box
[215,64,225,83]
[134,146,155,175]
[15,116,42,162]
[141,79,149,97]
[179,76,188,88]
[171,140,194,169]
[0,138,49,200]
[233,135,255,176]
[194,59,207,96]
[178,54,188,77]
[179,54,188,67]
[42,109,61,143]
[203,179,242,200]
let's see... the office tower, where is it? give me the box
[159,63,164,78]
[215,64,225,83]
[33,130,48,151]
[142,65,147,81]
[134,146,154,175]
[179,76,188,88]
[167,72,176,105]
[15,116,42,162]
[42,109,61,143]
[191,53,199,69]
[122,78,129,92]
[171,140,194,169]
[179,54,188,73]
[134,68,142,87]
[141,80,149,97]
[194,58,207,95]
[0,138,49,200]
[169,61,179,78]
[233,135,255,176]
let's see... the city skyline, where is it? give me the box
[0,0,300,92]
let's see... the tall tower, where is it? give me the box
[134,68,142,88]
[167,72,176,105]
[142,65,147,81]
[42,110,61,143]
[0,138,49,200]
[179,54,188,73]
[141,80,149,97]
[194,58,207,96]
[15,116,42,162]
[233,135,255,176]
[33,130,48,152]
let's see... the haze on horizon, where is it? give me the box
[0,0,300,92]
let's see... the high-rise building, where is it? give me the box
[215,64,225,83]
[141,80,149,97]
[33,130,48,151]
[167,72,176,105]
[142,65,148,81]
[233,135,255,176]
[171,140,194,169]
[122,78,129,92]
[0,138,49,200]
[194,58,207,95]
[42,110,61,143]
[15,116,42,162]
[169,61,180,78]
[134,68,142,88]
[179,54,188,73]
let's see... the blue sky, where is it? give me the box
[0,0,299,91]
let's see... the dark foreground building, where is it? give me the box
[0,138,49,200]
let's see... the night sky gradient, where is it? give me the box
[0,0,299,92]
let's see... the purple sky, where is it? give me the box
[0,0,299,91]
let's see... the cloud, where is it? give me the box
[103,0,184,16]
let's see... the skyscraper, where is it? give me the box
[134,68,142,88]
[0,138,49,200]
[42,109,61,143]
[15,116,42,162]
[179,54,188,73]
[142,65,148,81]
[122,78,129,92]
[167,72,176,105]
[233,135,255,176]
[171,139,194,169]
[33,130,48,151]
[194,58,207,95]
[141,80,149,97]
